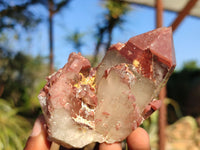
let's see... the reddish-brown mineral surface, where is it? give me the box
[38,27,176,148]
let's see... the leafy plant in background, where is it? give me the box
[0,99,31,150]
[66,30,85,53]
[142,97,183,150]
[0,49,48,118]
[92,0,131,66]
[0,0,71,74]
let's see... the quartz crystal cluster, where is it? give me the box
[38,27,176,148]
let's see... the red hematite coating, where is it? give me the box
[121,27,176,68]
[109,27,176,80]
[38,27,176,148]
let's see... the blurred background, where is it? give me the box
[0,0,200,149]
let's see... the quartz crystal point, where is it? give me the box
[38,27,176,148]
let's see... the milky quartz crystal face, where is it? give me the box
[38,27,176,148]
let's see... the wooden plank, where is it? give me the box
[123,0,200,18]
[156,0,163,28]
[171,0,198,31]
[156,0,167,150]
[158,86,167,150]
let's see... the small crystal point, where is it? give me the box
[128,27,176,68]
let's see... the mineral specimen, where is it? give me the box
[38,27,176,148]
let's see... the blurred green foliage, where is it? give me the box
[183,60,199,71]
[92,0,131,66]
[0,49,48,149]
[104,0,132,20]
[66,30,85,53]
[0,99,31,150]
[0,49,48,118]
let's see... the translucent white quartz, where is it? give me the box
[39,27,176,148]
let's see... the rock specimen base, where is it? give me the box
[38,27,176,148]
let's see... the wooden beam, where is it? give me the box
[171,0,198,31]
[156,1,167,150]
[156,0,163,28]
[158,86,167,150]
